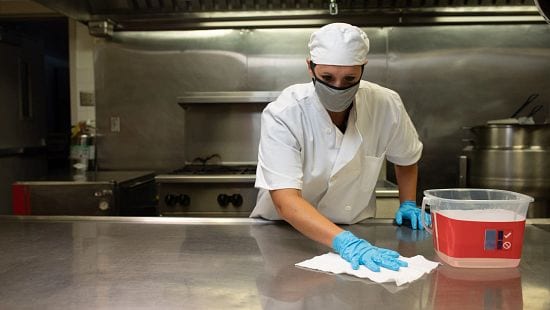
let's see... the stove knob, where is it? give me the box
[179,194,191,207]
[217,194,229,207]
[165,194,178,207]
[231,194,243,207]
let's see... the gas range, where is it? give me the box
[173,164,257,175]
[155,164,258,217]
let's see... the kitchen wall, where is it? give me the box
[69,19,96,126]
[94,25,550,195]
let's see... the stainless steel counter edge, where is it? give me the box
[154,174,257,183]
[1,215,548,225]
[0,215,272,225]
[13,181,117,185]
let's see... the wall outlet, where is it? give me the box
[80,91,95,106]
[110,116,120,132]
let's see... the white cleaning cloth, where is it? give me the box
[296,252,439,286]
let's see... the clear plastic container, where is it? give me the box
[421,188,533,268]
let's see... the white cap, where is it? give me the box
[308,23,369,66]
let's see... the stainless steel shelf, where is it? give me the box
[177,91,280,106]
[155,174,256,183]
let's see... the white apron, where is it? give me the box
[251,81,421,224]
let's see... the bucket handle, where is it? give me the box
[421,197,433,234]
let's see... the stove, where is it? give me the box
[173,164,257,175]
[155,164,258,217]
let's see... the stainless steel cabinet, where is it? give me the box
[12,171,156,216]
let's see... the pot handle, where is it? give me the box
[421,197,433,234]
[511,93,539,118]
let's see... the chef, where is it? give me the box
[250,23,431,272]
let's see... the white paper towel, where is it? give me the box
[295,252,439,286]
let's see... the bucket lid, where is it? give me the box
[423,188,534,204]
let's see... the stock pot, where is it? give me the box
[461,123,550,217]
[467,124,550,150]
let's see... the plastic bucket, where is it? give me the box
[430,265,523,308]
[421,188,533,268]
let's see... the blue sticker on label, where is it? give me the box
[485,230,496,250]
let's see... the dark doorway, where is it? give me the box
[0,18,70,173]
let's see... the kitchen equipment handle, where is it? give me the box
[329,0,338,15]
[527,104,543,118]
[421,198,433,234]
[459,155,468,187]
[18,59,32,119]
[126,179,153,189]
[511,93,539,118]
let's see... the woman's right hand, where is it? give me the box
[332,231,408,272]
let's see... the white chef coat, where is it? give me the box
[250,80,422,224]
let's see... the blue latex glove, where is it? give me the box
[395,200,432,230]
[332,231,408,272]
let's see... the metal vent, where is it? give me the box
[88,0,536,13]
[32,0,545,32]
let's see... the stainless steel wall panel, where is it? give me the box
[95,25,550,199]
[95,45,189,170]
[243,28,312,90]
[386,25,550,196]
[244,28,390,89]
[96,28,339,168]
[183,103,264,163]
[95,30,249,170]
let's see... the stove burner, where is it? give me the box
[173,164,257,175]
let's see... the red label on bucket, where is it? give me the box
[432,211,525,259]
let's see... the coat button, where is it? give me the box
[344,205,352,211]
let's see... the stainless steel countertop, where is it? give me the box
[14,170,156,185]
[0,216,548,309]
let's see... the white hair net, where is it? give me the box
[308,23,370,66]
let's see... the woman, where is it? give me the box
[250,23,430,272]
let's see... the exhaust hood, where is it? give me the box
[32,0,545,35]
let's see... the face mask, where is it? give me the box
[313,79,360,112]
[310,62,363,112]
